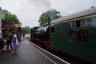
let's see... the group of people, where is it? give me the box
[0,31,20,53]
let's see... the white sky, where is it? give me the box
[0,0,96,27]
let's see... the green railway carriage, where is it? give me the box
[50,8,96,63]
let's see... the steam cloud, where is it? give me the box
[18,0,52,27]
[29,0,51,10]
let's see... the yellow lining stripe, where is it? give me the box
[54,14,96,24]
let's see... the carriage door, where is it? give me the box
[50,26,55,43]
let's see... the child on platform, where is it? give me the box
[11,34,18,53]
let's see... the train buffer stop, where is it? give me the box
[0,39,69,64]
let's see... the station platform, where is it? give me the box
[0,39,69,64]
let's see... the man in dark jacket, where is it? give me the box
[6,32,13,51]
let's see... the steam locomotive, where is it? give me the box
[30,26,52,50]
[30,7,96,63]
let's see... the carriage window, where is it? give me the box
[76,20,81,27]
[50,27,54,33]
[69,19,88,42]
[71,20,81,28]
[71,19,88,28]
[81,19,88,28]
[89,16,96,27]
[71,21,75,27]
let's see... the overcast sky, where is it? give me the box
[0,0,96,27]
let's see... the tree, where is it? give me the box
[39,10,61,26]
[4,11,19,24]
[39,13,50,26]
[22,26,30,34]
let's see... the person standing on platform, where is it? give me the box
[22,32,25,40]
[0,32,4,52]
[11,33,18,53]
[6,32,13,51]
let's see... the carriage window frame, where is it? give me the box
[71,19,88,28]
[81,19,88,28]
[89,15,96,27]
[70,18,88,42]
[71,20,82,28]
[50,26,55,34]
[76,20,81,27]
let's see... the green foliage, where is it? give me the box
[39,9,61,26]
[39,13,50,26]
[22,26,31,34]
[4,11,19,24]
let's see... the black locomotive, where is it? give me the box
[30,26,52,50]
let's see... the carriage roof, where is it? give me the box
[51,7,96,24]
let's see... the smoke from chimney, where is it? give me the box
[29,0,52,10]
